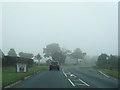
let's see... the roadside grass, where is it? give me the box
[2,65,48,87]
[61,64,74,66]
[80,66,119,79]
[80,67,95,69]
[98,69,119,79]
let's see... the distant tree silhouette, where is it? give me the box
[8,48,17,57]
[52,51,66,64]
[96,53,118,69]
[70,48,86,64]
[35,53,42,64]
[43,43,61,57]
[43,43,67,64]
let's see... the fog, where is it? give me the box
[1,2,118,56]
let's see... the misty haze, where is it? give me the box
[0,2,119,89]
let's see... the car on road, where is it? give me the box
[49,61,60,71]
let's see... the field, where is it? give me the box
[2,65,48,87]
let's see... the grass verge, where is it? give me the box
[98,69,119,79]
[80,67,94,69]
[2,65,48,87]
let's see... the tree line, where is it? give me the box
[96,53,120,70]
[0,44,119,68]
[43,43,86,64]
[0,43,87,66]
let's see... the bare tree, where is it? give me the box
[35,53,42,65]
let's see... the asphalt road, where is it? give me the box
[12,65,118,88]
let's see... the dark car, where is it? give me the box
[49,61,60,71]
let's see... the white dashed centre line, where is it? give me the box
[62,69,67,77]
[70,74,76,77]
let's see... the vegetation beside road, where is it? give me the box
[94,53,120,79]
[98,69,119,79]
[2,65,48,87]
[80,66,119,79]
[80,67,94,69]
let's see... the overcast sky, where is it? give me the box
[1,2,118,56]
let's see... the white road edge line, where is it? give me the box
[68,79,75,86]
[62,69,67,77]
[79,79,90,87]
[98,70,109,78]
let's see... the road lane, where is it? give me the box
[11,65,118,88]
[12,69,72,88]
[62,65,118,88]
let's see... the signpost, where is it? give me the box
[16,63,28,72]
